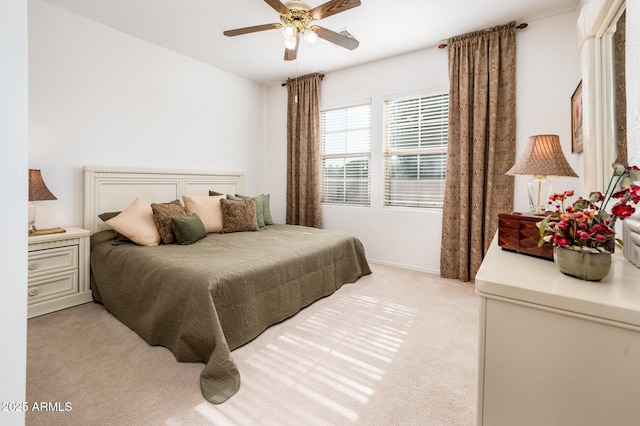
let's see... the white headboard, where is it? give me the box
[83,166,244,234]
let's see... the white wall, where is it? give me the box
[0,0,28,424]
[29,0,267,229]
[265,10,582,273]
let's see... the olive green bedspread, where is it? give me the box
[90,224,371,403]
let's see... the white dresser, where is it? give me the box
[475,235,640,426]
[27,227,92,318]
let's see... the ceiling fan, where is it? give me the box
[223,0,361,61]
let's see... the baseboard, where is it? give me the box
[366,258,440,275]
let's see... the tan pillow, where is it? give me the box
[182,195,224,233]
[220,198,259,233]
[151,199,187,244]
[105,197,160,246]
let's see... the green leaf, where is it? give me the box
[628,168,640,181]
[612,163,626,175]
[621,176,634,189]
[538,215,554,247]
[574,199,590,211]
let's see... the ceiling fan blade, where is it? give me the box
[223,23,280,37]
[309,0,361,20]
[284,37,299,61]
[264,0,290,16]
[314,26,359,50]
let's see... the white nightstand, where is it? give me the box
[27,227,92,318]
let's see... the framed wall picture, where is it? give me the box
[571,80,583,153]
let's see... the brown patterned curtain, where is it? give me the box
[614,10,627,165]
[440,23,517,282]
[286,72,322,228]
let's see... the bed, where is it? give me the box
[83,166,371,404]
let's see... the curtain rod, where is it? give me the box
[438,23,528,49]
[281,73,325,87]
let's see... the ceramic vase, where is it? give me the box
[553,247,612,281]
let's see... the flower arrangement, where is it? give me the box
[539,164,640,253]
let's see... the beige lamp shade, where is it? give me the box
[29,169,57,201]
[506,135,578,177]
[507,135,578,214]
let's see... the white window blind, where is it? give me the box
[320,103,371,205]
[384,92,449,208]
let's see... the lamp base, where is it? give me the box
[28,201,37,233]
[527,175,551,214]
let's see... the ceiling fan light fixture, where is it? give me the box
[303,28,317,45]
[282,23,296,38]
[284,36,297,50]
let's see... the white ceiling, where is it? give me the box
[40,0,579,86]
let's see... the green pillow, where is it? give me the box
[208,190,224,196]
[234,193,267,228]
[262,194,273,225]
[171,213,206,245]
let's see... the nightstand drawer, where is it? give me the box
[27,271,78,304]
[28,245,78,278]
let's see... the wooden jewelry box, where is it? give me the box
[497,212,554,260]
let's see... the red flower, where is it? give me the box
[577,231,590,239]
[612,188,630,200]
[611,203,635,219]
[630,186,640,204]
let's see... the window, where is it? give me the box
[384,92,449,208]
[320,103,371,205]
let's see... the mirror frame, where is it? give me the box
[577,0,626,192]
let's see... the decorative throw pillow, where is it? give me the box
[234,193,267,228]
[208,190,224,196]
[104,197,161,246]
[220,198,259,233]
[171,213,207,245]
[182,194,224,233]
[262,193,273,225]
[151,199,187,244]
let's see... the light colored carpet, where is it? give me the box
[26,263,478,425]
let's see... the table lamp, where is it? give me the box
[29,169,64,235]
[506,135,578,214]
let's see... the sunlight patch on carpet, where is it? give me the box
[237,293,418,422]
